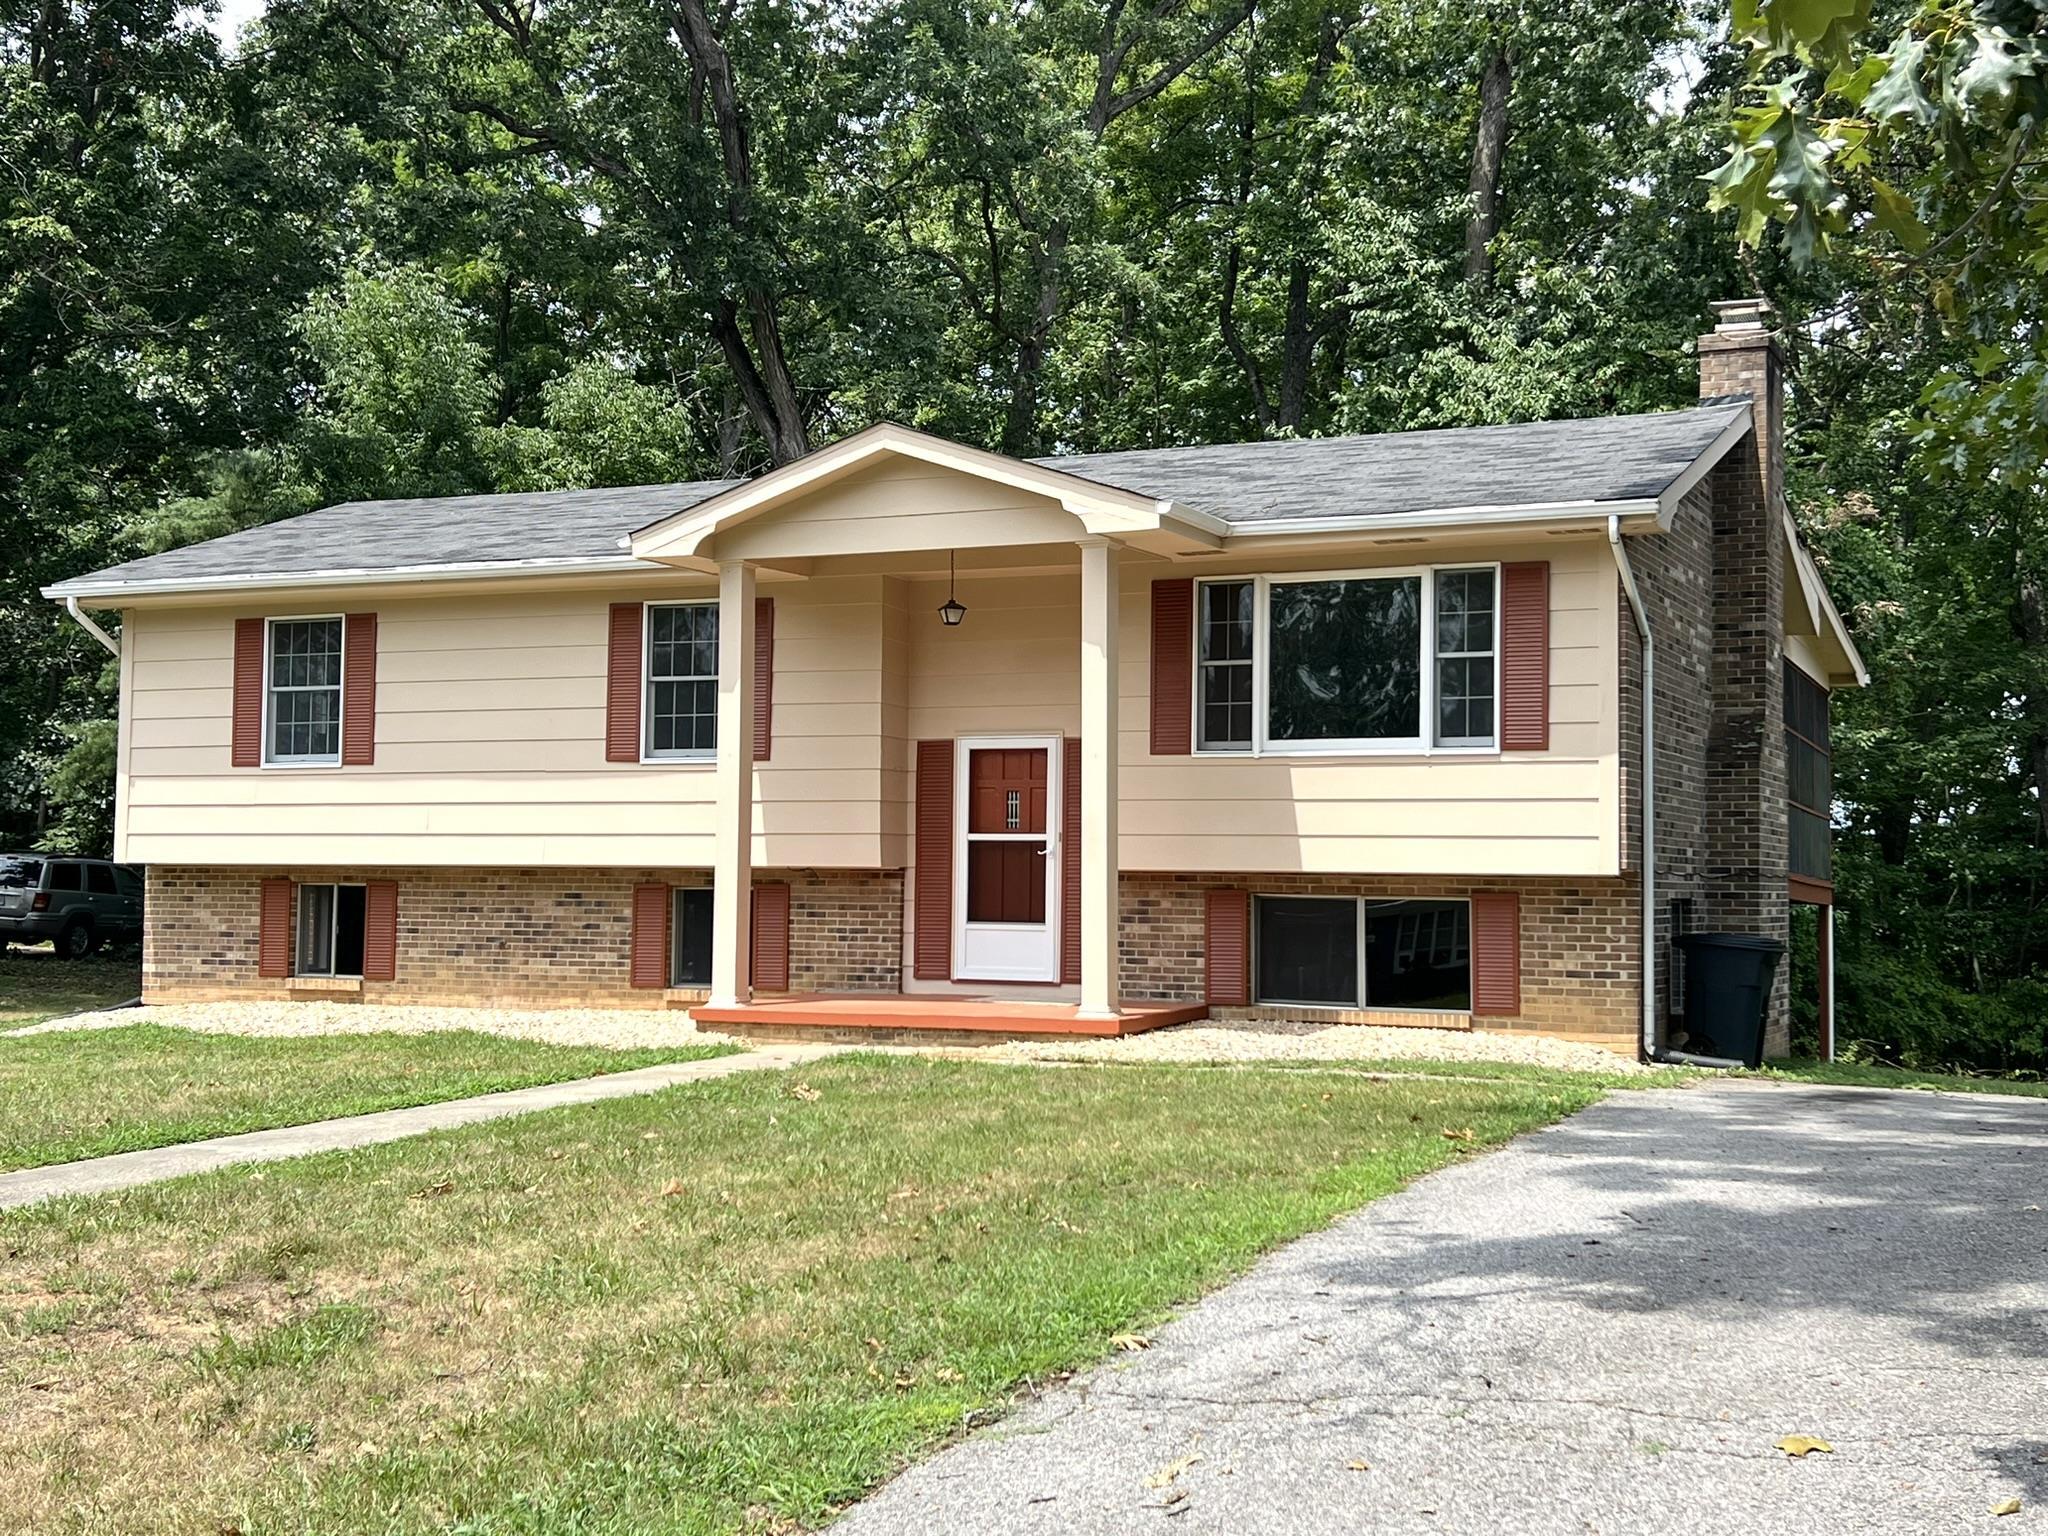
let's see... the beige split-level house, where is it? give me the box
[47,300,1864,1058]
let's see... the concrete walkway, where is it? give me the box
[0,1047,825,1209]
[836,1080,2048,1536]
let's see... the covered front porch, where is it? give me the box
[629,423,1224,1031]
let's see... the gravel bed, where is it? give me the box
[18,1001,737,1052]
[995,1019,1654,1074]
[23,1002,1648,1075]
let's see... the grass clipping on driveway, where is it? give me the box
[0,1024,735,1171]
[1,1055,1597,1535]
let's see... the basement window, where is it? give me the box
[1254,894,1471,1012]
[671,887,714,988]
[297,883,366,978]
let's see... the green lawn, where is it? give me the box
[0,1054,1597,1535]
[0,944,142,1028]
[1757,1057,2048,1098]
[0,1024,735,1171]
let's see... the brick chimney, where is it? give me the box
[1697,297,1791,1053]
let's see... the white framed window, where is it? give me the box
[1195,566,1499,755]
[265,616,344,765]
[645,602,718,759]
[1252,894,1472,1013]
[296,882,367,977]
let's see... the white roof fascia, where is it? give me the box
[1783,505,1870,688]
[1655,402,1755,527]
[1225,497,1662,540]
[44,554,652,604]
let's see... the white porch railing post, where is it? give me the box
[1078,538,1121,1019]
[709,560,757,1008]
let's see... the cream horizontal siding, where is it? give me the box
[118,576,892,869]
[117,528,1620,877]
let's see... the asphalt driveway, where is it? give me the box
[835,1080,2047,1535]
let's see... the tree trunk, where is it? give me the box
[670,0,810,464]
[2016,566,2048,842]
[1463,46,1513,287]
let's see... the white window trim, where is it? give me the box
[295,880,366,979]
[1251,892,1475,1016]
[641,599,720,764]
[262,613,346,769]
[1192,565,1504,759]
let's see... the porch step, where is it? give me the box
[687,994,1205,1041]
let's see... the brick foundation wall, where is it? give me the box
[1118,872,1641,1049]
[144,866,902,1007]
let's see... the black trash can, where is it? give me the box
[1675,932,1784,1068]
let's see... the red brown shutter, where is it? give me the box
[751,881,791,991]
[258,877,292,977]
[1500,562,1550,751]
[232,618,265,767]
[1150,579,1194,755]
[1060,738,1083,984]
[1471,891,1521,1016]
[630,882,668,988]
[753,596,774,761]
[1205,889,1250,1006]
[342,612,377,766]
[362,880,398,981]
[607,603,644,763]
[913,740,954,981]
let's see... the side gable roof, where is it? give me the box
[45,401,1753,600]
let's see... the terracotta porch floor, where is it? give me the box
[688,994,1207,1039]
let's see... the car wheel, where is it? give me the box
[60,919,97,959]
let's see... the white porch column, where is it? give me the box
[709,560,757,1008]
[1078,538,1121,1019]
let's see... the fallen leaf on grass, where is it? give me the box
[409,1179,456,1201]
[1110,1333,1152,1352]
[658,1179,686,1198]
[1774,1436,1834,1458]
[1992,1498,2022,1517]
[790,1082,822,1102]
[1146,1453,1203,1488]
[1440,1127,1476,1143]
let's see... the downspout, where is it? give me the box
[1608,517,1657,1061]
[64,597,120,658]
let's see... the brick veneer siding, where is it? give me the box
[143,866,901,1007]
[1620,479,1719,1041]
[1118,872,1642,1050]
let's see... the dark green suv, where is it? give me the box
[0,855,144,958]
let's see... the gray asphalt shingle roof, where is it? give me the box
[48,401,1747,595]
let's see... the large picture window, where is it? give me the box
[646,602,718,758]
[1254,894,1472,1012]
[1196,568,1498,754]
[266,617,344,764]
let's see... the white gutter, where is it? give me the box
[63,597,120,657]
[44,553,652,604]
[1234,496,1661,540]
[1608,515,1657,1061]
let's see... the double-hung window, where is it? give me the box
[1195,567,1498,753]
[646,602,718,758]
[266,617,344,765]
[296,882,367,977]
